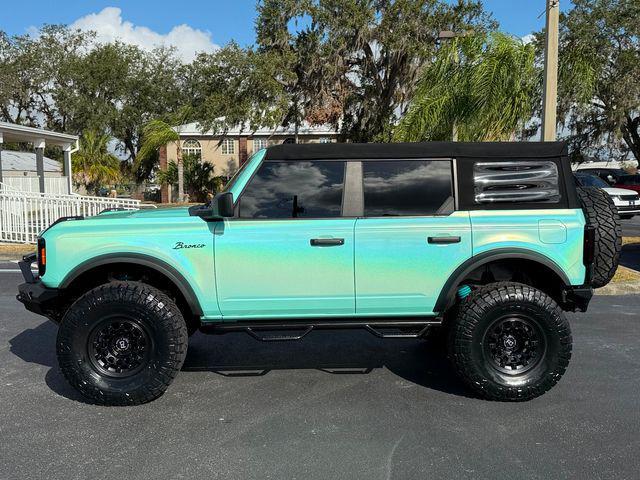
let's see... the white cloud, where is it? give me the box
[521,34,535,45]
[70,7,218,62]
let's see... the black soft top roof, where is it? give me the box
[264,141,568,160]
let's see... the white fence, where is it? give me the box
[0,183,142,244]
[3,176,70,195]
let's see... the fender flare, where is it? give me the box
[60,253,203,316]
[434,248,572,313]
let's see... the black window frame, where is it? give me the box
[232,157,459,220]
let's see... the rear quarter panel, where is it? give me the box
[470,209,586,285]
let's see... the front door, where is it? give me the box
[214,159,355,319]
[354,159,472,315]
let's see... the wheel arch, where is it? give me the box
[434,249,571,313]
[60,253,203,317]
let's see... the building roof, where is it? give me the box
[0,150,61,172]
[176,122,338,137]
[264,141,569,161]
[0,121,78,147]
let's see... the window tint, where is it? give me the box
[238,161,345,218]
[362,160,452,216]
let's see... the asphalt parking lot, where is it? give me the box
[1,264,639,480]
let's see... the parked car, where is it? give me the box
[17,142,621,405]
[575,172,640,219]
[574,165,628,185]
[613,174,640,195]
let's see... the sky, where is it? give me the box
[2,1,574,61]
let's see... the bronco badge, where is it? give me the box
[173,241,206,250]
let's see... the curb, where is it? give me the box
[595,282,640,296]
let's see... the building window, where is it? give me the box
[183,139,202,158]
[253,137,269,151]
[221,138,235,155]
[319,137,331,144]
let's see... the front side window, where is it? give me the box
[221,138,235,155]
[238,161,345,218]
[362,160,452,216]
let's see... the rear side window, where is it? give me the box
[362,160,453,216]
[238,160,345,218]
[473,161,560,204]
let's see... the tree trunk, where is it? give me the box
[177,142,184,203]
[622,115,640,163]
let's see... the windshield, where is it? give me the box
[575,173,608,188]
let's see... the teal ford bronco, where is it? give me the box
[17,142,621,405]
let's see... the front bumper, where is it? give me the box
[16,254,60,320]
[615,205,640,215]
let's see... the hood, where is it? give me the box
[601,187,639,196]
[90,206,191,220]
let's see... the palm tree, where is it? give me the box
[72,130,121,193]
[394,32,537,142]
[137,108,192,202]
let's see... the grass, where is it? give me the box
[0,243,35,258]
[611,265,640,283]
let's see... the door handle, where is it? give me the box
[428,236,461,244]
[310,238,344,246]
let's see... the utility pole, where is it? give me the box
[541,0,560,141]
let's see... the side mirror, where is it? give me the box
[216,191,234,218]
[190,192,234,220]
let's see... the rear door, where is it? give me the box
[354,159,471,315]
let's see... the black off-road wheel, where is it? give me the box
[449,282,572,401]
[576,186,622,288]
[57,281,188,406]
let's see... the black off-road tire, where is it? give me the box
[449,282,572,401]
[576,186,622,288]
[57,281,188,406]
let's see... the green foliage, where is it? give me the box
[187,43,289,134]
[0,27,188,167]
[137,119,180,165]
[395,32,537,142]
[156,154,224,202]
[71,130,121,193]
[556,0,640,161]
[255,0,495,142]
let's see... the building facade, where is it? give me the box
[0,121,78,195]
[160,122,338,202]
